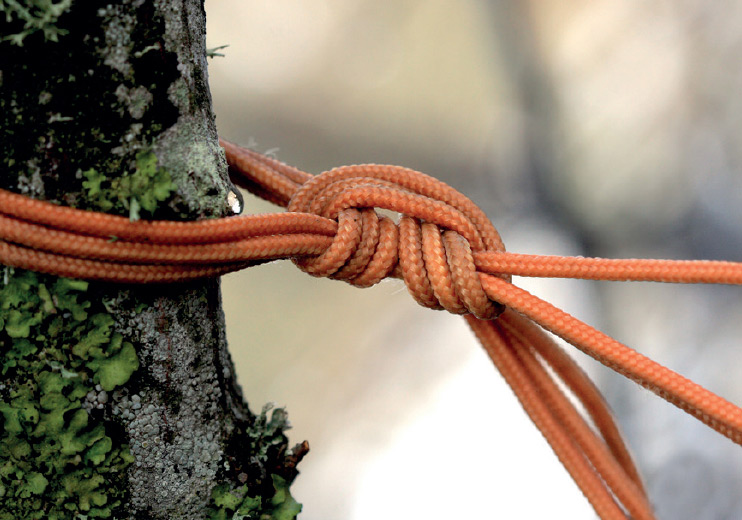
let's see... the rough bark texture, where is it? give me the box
[0,2,303,519]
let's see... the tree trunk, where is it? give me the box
[0,2,303,519]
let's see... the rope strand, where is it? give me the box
[3,138,742,519]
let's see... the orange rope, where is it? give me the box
[3,138,742,519]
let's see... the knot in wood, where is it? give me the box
[287,163,509,319]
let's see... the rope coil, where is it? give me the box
[3,138,742,519]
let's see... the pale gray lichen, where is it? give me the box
[82,384,109,412]
[105,285,231,517]
[114,85,153,120]
[153,121,230,217]
[37,91,52,105]
[47,112,73,123]
[97,3,137,77]
[15,165,45,198]
[154,0,207,110]
[110,123,144,157]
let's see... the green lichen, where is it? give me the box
[0,269,137,519]
[208,475,301,520]
[246,404,295,465]
[207,405,303,520]
[82,148,177,221]
[0,0,72,46]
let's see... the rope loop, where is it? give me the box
[287,163,507,318]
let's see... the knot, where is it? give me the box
[287,164,509,320]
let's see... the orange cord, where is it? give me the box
[3,138,742,518]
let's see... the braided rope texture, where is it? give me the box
[3,138,742,519]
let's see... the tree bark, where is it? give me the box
[0,2,303,519]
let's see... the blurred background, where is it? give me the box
[206,1,742,518]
